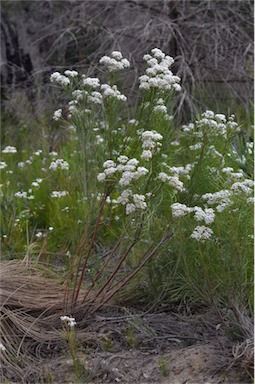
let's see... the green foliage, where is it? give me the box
[1,48,253,317]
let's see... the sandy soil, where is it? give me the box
[42,306,252,384]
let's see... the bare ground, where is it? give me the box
[41,306,253,384]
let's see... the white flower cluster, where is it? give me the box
[190,225,213,242]
[14,191,35,200]
[197,111,239,138]
[153,98,173,121]
[246,141,253,155]
[97,157,148,186]
[49,159,69,171]
[189,142,203,151]
[2,146,17,154]
[64,70,78,78]
[82,76,100,88]
[171,203,215,225]
[51,191,68,198]
[31,178,43,188]
[153,98,167,114]
[201,180,254,212]
[171,202,192,217]
[170,202,215,242]
[99,51,130,72]
[139,130,163,160]
[87,91,103,105]
[193,207,215,224]
[162,164,193,180]
[221,167,245,181]
[231,179,254,194]
[72,89,87,101]
[50,72,70,86]
[60,315,77,327]
[101,84,127,102]
[201,190,233,212]
[182,123,195,133]
[117,189,147,215]
[53,109,62,121]
[158,172,184,192]
[0,161,7,169]
[139,48,181,91]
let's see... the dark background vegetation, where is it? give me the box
[1,0,254,132]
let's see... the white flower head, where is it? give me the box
[0,162,7,169]
[141,150,153,160]
[50,72,70,86]
[2,146,17,154]
[171,203,191,218]
[64,70,78,77]
[193,207,215,225]
[82,77,100,88]
[51,191,68,198]
[0,342,6,352]
[191,226,213,242]
[99,51,130,72]
[60,315,77,327]
[49,159,69,171]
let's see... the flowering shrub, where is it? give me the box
[1,48,253,312]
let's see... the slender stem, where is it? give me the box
[81,234,123,305]
[72,193,108,306]
[86,238,138,305]
[63,253,76,312]
[91,233,171,313]
[71,223,90,304]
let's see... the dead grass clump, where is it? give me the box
[229,303,254,374]
[0,260,65,382]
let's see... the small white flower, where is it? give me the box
[2,146,17,154]
[31,182,40,188]
[117,155,129,164]
[126,203,136,215]
[51,191,68,198]
[14,191,28,198]
[97,172,106,182]
[171,203,191,217]
[99,52,130,72]
[189,142,203,151]
[191,226,213,242]
[111,51,123,60]
[141,150,153,160]
[64,70,78,77]
[193,207,215,225]
[49,159,69,171]
[82,77,100,88]
[104,167,117,176]
[60,315,77,327]
[53,109,62,121]
[0,162,7,169]
[231,180,254,194]
[50,72,70,86]
[0,342,6,352]
[103,160,116,168]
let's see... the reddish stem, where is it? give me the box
[81,234,123,305]
[91,233,171,313]
[72,193,108,306]
[87,238,138,305]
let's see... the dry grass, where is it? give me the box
[0,260,63,381]
[2,0,253,122]
[0,259,253,383]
